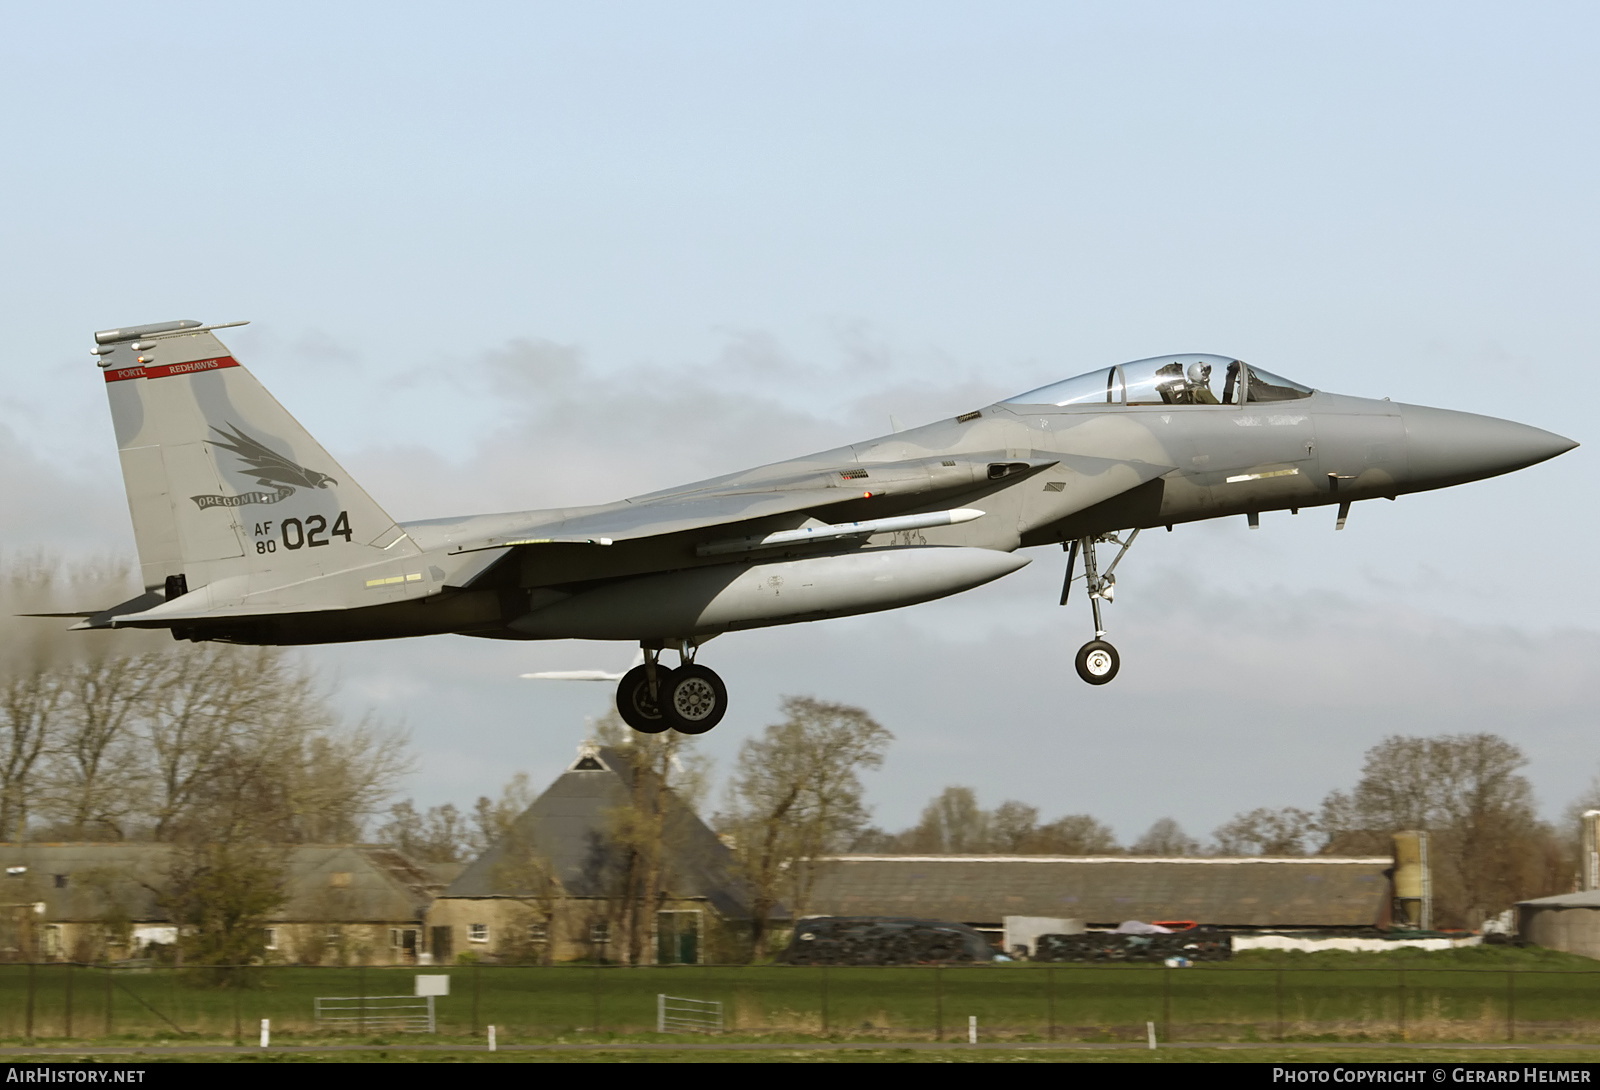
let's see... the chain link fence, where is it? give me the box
[0,962,1595,1043]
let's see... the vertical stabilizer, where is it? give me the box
[95,321,419,600]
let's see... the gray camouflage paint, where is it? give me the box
[82,323,1575,651]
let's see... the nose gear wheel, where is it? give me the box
[1075,639,1120,685]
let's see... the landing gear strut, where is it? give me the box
[615,642,729,735]
[1061,529,1139,685]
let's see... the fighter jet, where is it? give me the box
[60,319,1576,735]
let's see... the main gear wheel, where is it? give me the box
[660,664,728,734]
[616,663,675,733]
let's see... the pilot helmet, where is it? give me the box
[1186,362,1212,386]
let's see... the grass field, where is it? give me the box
[4,1042,1600,1064]
[0,946,1596,1048]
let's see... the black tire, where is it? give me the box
[616,664,676,733]
[1074,639,1120,685]
[661,664,728,734]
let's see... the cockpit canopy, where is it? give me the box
[1003,354,1314,408]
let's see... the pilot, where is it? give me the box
[1187,362,1219,405]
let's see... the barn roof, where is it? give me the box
[0,843,439,923]
[442,744,756,920]
[803,855,1394,928]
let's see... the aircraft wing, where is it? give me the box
[437,487,876,554]
[423,450,1172,556]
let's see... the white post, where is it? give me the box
[657,993,665,1033]
[488,1025,496,1052]
[1146,1020,1156,1050]
[968,1015,976,1044]
[428,995,436,1034]
[260,1018,270,1048]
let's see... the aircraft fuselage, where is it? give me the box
[72,326,1576,728]
[186,388,1569,647]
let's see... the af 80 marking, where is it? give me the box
[252,513,353,553]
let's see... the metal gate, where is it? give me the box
[656,993,722,1034]
[314,994,436,1033]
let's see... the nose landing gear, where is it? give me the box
[615,642,729,735]
[1062,529,1139,685]
[1075,640,1120,684]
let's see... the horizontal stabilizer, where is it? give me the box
[106,598,330,628]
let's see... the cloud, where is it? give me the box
[0,423,130,557]
[1114,572,1600,714]
[300,557,1600,842]
[346,327,1009,520]
[750,582,1600,839]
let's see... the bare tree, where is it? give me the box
[905,786,990,853]
[283,713,414,842]
[141,647,411,844]
[990,800,1041,852]
[870,787,1121,855]
[1318,733,1564,926]
[376,800,473,863]
[38,655,160,839]
[144,646,268,839]
[141,650,408,972]
[719,696,891,959]
[3,637,407,845]
[469,772,538,856]
[1032,813,1120,854]
[0,669,63,840]
[1212,807,1320,856]
[983,803,1120,854]
[1130,817,1200,856]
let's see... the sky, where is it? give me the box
[1,2,1595,844]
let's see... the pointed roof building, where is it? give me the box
[439,742,756,920]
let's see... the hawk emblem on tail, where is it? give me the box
[190,424,337,509]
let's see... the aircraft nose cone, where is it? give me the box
[1403,405,1577,488]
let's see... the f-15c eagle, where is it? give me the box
[53,319,1576,735]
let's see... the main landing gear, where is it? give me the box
[616,642,729,735]
[1061,529,1140,685]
